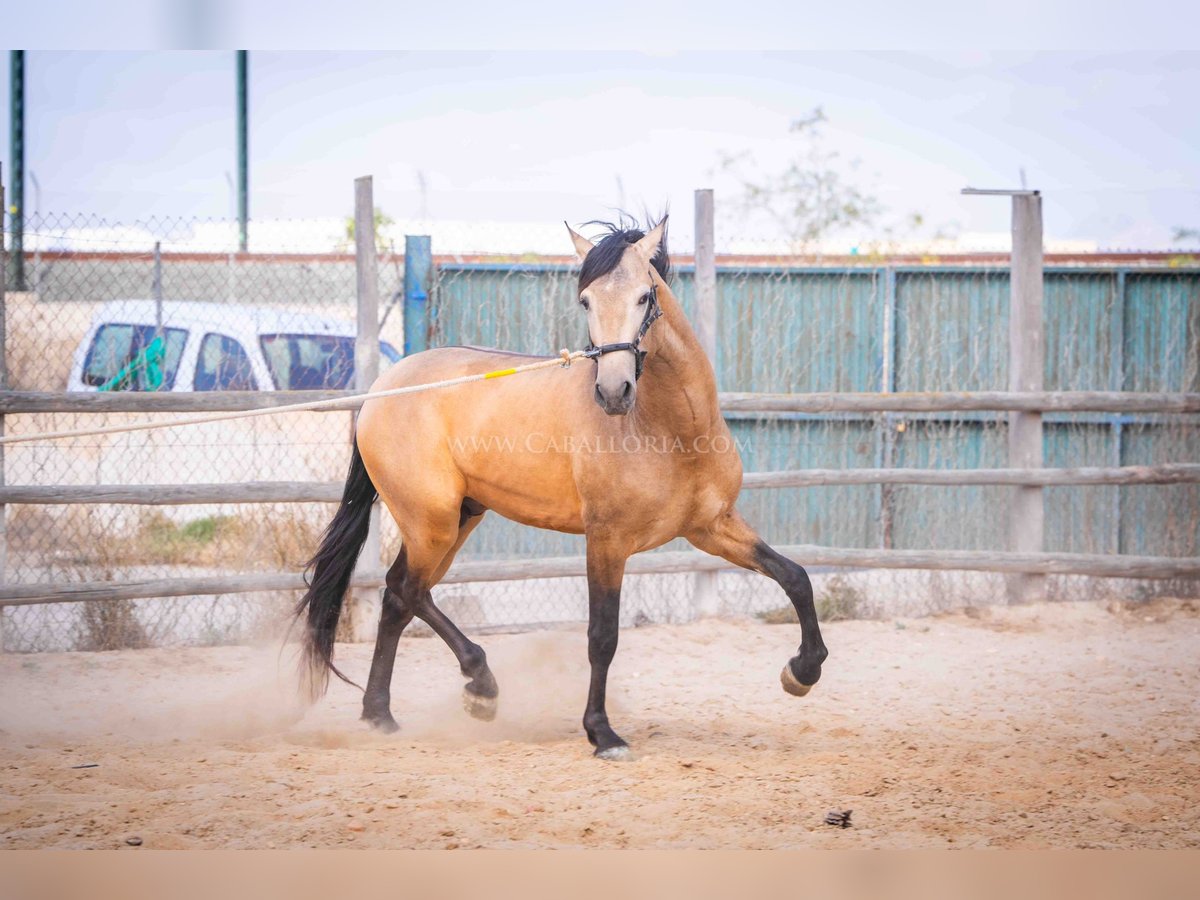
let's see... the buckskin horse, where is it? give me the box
[296,217,827,759]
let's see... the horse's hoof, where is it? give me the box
[462,689,498,722]
[363,714,400,734]
[780,663,814,698]
[594,745,634,762]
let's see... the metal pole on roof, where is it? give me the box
[236,50,249,253]
[9,51,25,291]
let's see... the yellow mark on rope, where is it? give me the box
[484,368,518,379]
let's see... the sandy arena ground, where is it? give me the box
[1,599,1198,849]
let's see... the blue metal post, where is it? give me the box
[403,235,432,356]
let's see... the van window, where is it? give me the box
[194,333,258,391]
[83,324,187,391]
[259,334,401,389]
[260,334,355,390]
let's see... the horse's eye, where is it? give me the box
[638,292,651,305]
[579,297,590,311]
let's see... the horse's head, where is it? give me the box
[566,217,669,416]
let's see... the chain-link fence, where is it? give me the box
[2,212,1198,653]
[2,214,383,651]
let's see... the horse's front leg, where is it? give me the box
[583,535,631,760]
[688,509,828,695]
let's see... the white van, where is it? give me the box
[67,300,401,392]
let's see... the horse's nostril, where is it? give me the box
[621,381,632,399]
[594,384,605,404]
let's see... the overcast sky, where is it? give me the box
[3,49,1198,250]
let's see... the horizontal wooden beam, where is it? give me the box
[441,547,1200,582]
[742,464,1200,488]
[0,572,324,606]
[4,464,1196,507]
[0,482,343,505]
[719,391,1200,414]
[1,390,1197,416]
[0,390,354,414]
[3,546,1196,607]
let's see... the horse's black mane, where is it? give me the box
[577,215,671,292]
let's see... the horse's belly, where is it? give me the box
[459,454,585,534]
[468,485,585,534]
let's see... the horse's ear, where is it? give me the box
[633,216,668,262]
[565,222,595,261]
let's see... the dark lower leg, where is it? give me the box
[361,591,413,731]
[411,592,497,701]
[583,583,625,754]
[753,543,828,687]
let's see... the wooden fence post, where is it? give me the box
[691,188,721,619]
[350,175,382,641]
[1008,191,1046,603]
[1,168,8,608]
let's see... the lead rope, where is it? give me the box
[0,349,587,446]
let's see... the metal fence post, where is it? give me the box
[1008,191,1046,603]
[152,240,163,340]
[691,188,721,619]
[403,235,432,356]
[351,175,382,641]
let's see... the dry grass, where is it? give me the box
[12,504,329,571]
[758,574,867,624]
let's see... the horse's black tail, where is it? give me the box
[295,441,378,703]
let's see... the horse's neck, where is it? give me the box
[638,280,722,436]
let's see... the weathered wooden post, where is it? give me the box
[962,187,1046,603]
[691,188,721,619]
[350,175,382,640]
[1,167,8,598]
[1007,191,1046,603]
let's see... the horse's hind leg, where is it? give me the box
[688,509,828,696]
[417,500,498,721]
[361,500,496,731]
[361,573,414,733]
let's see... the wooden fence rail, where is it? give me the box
[718,391,1200,414]
[741,463,1200,489]
[2,545,1198,607]
[0,482,343,505]
[0,390,352,415]
[1,390,1198,416]
[2,463,1199,507]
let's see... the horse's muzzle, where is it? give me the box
[594,379,635,416]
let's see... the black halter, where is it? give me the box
[582,280,662,380]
